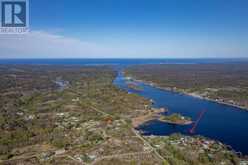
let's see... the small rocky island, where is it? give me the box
[159,113,193,125]
[127,82,143,91]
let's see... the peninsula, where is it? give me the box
[0,64,247,165]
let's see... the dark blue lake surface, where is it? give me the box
[1,58,248,154]
[114,71,248,155]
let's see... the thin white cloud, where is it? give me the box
[0,31,114,58]
[0,30,247,58]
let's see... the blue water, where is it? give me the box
[1,58,248,155]
[1,58,248,65]
[114,71,248,155]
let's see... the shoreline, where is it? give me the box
[131,107,193,127]
[124,74,248,157]
[125,75,248,111]
[158,119,193,125]
[132,108,167,128]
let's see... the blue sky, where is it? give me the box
[0,0,248,58]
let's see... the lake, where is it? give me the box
[114,71,248,155]
[1,58,248,155]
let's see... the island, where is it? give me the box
[132,107,168,128]
[127,82,144,91]
[159,113,193,125]
[0,64,247,165]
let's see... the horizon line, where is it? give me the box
[1,57,248,60]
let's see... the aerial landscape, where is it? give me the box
[1,0,248,164]
[1,61,248,165]
[125,63,248,109]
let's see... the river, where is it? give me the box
[2,58,248,155]
[114,71,248,155]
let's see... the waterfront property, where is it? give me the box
[114,69,248,155]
